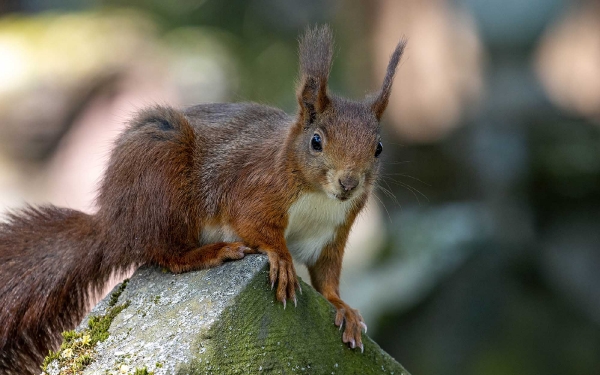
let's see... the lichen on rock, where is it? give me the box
[42,280,130,375]
[44,254,409,374]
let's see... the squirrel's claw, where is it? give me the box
[333,302,366,353]
[266,251,299,307]
[335,309,344,328]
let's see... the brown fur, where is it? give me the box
[0,25,405,373]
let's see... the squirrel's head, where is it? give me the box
[291,25,406,202]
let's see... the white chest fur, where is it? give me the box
[198,193,352,266]
[284,192,352,265]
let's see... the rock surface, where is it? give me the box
[52,254,409,374]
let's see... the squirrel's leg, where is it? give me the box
[264,245,300,308]
[163,242,256,274]
[236,225,300,306]
[308,231,367,352]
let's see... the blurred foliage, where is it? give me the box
[1,1,599,375]
[100,0,341,110]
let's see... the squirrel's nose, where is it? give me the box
[339,176,359,192]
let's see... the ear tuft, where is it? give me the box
[370,38,407,121]
[297,25,334,121]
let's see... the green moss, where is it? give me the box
[109,280,129,306]
[133,367,154,375]
[87,301,130,343]
[41,279,131,374]
[177,266,410,375]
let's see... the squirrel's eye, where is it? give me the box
[375,141,383,158]
[311,133,323,152]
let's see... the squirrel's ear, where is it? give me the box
[370,39,407,121]
[297,25,334,122]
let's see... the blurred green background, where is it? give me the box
[1,1,599,374]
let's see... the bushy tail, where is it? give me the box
[0,206,111,374]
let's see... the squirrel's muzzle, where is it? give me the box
[339,176,359,192]
[332,171,363,201]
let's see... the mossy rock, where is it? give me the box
[181,265,409,375]
[46,255,409,374]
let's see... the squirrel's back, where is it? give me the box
[184,102,291,129]
[182,103,296,216]
[184,102,292,153]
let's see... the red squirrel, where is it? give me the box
[0,25,405,373]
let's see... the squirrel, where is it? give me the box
[0,25,405,374]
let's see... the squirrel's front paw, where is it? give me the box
[265,252,300,308]
[334,303,367,352]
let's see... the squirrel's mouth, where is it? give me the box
[328,190,357,202]
[337,193,351,201]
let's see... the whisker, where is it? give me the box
[397,181,428,204]
[382,173,431,186]
[380,179,401,207]
[371,190,392,223]
[380,176,429,204]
